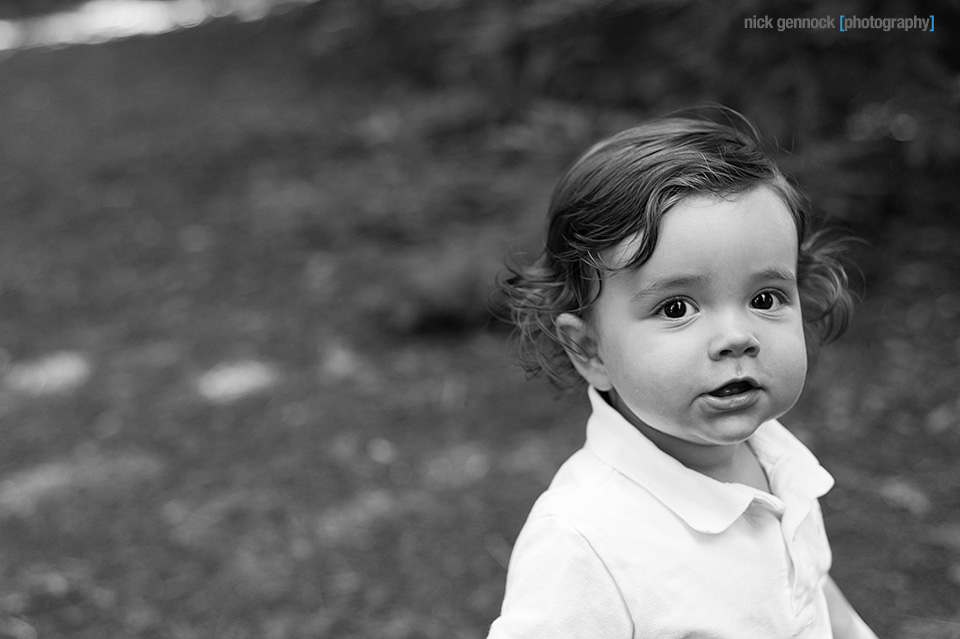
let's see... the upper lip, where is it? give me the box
[706,377,761,396]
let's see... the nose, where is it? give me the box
[708,313,761,360]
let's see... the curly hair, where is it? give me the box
[498,109,855,390]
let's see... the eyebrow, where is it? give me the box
[630,267,797,303]
[630,274,709,303]
[752,267,798,286]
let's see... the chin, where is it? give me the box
[701,414,768,444]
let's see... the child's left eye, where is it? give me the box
[751,291,785,310]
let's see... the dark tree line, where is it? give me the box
[295,0,959,234]
[9,0,957,235]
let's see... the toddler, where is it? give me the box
[488,110,878,638]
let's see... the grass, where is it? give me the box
[0,13,958,639]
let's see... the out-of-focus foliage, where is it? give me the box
[0,0,88,19]
[0,0,299,20]
[297,0,960,230]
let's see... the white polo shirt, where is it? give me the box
[488,387,836,639]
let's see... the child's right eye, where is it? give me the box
[658,298,694,319]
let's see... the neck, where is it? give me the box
[604,390,766,489]
[638,422,767,490]
[632,417,743,475]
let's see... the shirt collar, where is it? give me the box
[583,386,834,535]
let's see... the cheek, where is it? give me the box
[779,325,809,385]
[602,332,691,392]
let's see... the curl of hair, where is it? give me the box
[496,257,591,389]
[797,229,857,347]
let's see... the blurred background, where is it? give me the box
[0,0,958,637]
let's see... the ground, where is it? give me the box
[0,14,958,639]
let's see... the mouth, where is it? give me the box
[707,378,760,398]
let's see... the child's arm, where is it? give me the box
[824,574,879,639]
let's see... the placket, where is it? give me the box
[779,495,830,636]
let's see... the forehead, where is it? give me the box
[604,187,798,277]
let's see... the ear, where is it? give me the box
[555,313,613,391]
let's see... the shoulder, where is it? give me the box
[512,446,685,565]
[520,447,671,535]
[529,448,617,517]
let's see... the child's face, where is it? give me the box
[567,186,807,461]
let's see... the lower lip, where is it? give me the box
[700,389,762,412]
